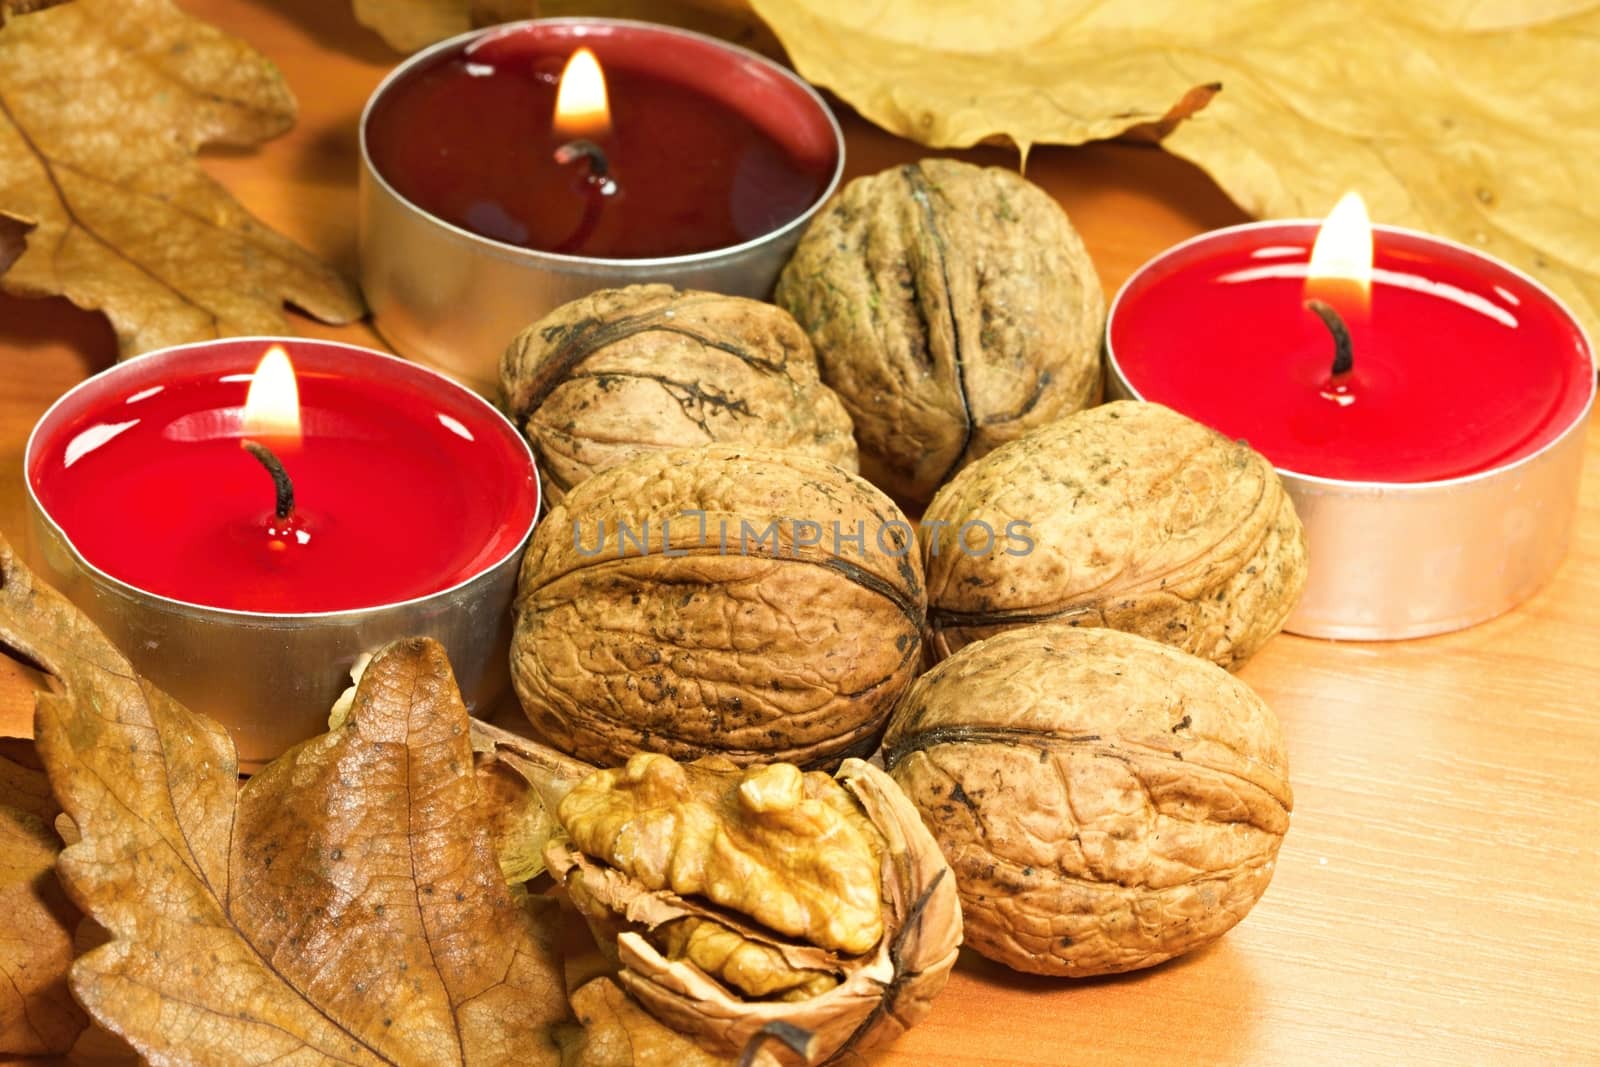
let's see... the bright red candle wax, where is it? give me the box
[1109,225,1594,482]
[364,25,837,259]
[30,345,537,613]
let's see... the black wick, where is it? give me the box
[1305,299,1354,377]
[552,139,618,255]
[553,138,611,180]
[242,440,295,520]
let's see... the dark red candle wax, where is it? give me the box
[363,26,838,259]
[30,344,537,613]
[1109,226,1594,482]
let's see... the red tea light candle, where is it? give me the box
[359,18,845,391]
[1106,197,1596,639]
[26,339,540,767]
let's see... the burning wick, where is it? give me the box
[554,138,612,181]
[242,439,295,520]
[552,139,618,255]
[1305,298,1354,378]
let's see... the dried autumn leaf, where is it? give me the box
[0,0,72,26]
[355,0,776,57]
[354,0,537,52]
[748,0,1600,340]
[0,536,569,1064]
[0,756,87,1057]
[0,211,26,273]
[0,744,55,822]
[0,0,364,357]
[561,977,782,1067]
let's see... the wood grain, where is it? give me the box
[2,1,1597,1062]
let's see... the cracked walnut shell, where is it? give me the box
[921,400,1307,670]
[883,624,1291,977]
[545,753,962,1064]
[775,158,1105,503]
[510,445,926,769]
[500,285,858,504]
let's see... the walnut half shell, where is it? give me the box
[883,624,1291,977]
[545,754,962,1064]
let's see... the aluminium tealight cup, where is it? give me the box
[1105,221,1596,640]
[24,339,541,772]
[357,17,847,395]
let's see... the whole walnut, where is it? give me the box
[500,285,857,503]
[883,624,1292,977]
[545,753,961,1064]
[921,401,1307,670]
[775,158,1104,504]
[511,445,925,768]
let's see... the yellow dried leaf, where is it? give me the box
[0,536,570,1065]
[0,211,26,273]
[0,0,72,26]
[561,977,781,1067]
[355,0,775,57]
[748,0,1600,339]
[0,0,364,358]
[354,0,537,53]
[0,765,87,1057]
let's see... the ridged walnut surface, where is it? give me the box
[921,400,1307,670]
[500,285,858,503]
[775,158,1104,504]
[545,756,962,1064]
[883,624,1292,977]
[511,445,926,768]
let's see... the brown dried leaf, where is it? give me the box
[0,758,88,1057]
[0,0,364,358]
[748,0,1600,340]
[355,0,776,57]
[0,746,55,823]
[0,536,569,1064]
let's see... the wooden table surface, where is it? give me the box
[3,2,1598,1063]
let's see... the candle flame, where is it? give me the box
[1305,191,1373,316]
[554,48,610,138]
[242,344,301,444]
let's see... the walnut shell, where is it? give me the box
[883,624,1291,976]
[775,158,1105,504]
[500,285,858,503]
[921,400,1307,670]
[545,754,962,1064]
[511,445,926,768]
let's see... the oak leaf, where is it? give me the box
[746,0,1600,341]
[0,0,364,358]
[0,536,569,1065]
[0,754,88,1057]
